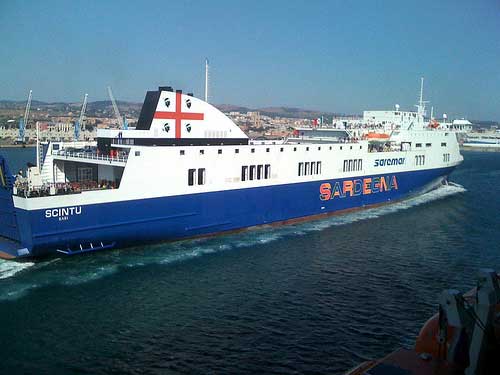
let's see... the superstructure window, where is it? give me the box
[343,159,362,172]
[280,147,284,152]
[188,169,196,186]
[180,150,185,155]
[298,161,322,176]
[218,149,222,154]
[264,164,271,179]
[242,164,271,181]
[415,143,422,148]
[198,168,206,185]
[426,143,432,147]
[266,148,270,153]
[235,149,239,154]
[249,165,256,180]
[441,142,447,147]
[257,165,263,180]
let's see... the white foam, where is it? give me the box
[0,183,466,300]
[0,260,35,280]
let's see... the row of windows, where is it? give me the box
[415,155,425,166]
[415,143,432,148]
[343,159,363,172]
[178,144,362,156]
[188,168,206,186]
[443,153,450,162]
[298,161,322,176]
[241,164,271,181]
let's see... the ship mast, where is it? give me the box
[416,77,428,117]
[204,58,210,103]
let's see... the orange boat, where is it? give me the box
[365,132,391,140]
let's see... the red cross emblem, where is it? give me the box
[153,91,204,138]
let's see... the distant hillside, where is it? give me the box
[0,99,497,124]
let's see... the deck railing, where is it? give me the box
[53,150,128,163]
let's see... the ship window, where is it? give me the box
[360,146,362,149]
[293,147,297,151]
[348,160,353,171]
[188,169,196,186]
[353,160,357,171]
[416,143,422,148]
[266,148,270,152]
[280,147,284,152]
[198,168,206,185]
[200,149,205,155]
[306,147,309,151]
[77,167,93,182]
[317,161,322,174]
[249,165,256,180]
[135,151,140,156]
[235,149,239,154]
[329,146,332,150]
[180,150,185,155]
[318,146,321,151]
[340,146,343,150]
[358,159,362,170]
[257,165,263,180]
[441,142,447,147]
[251,148,255,153]
[305,162,310,175]
[298,162,303,176]
[311,162,316,174]
[241,166,248,181]
[218,149,222,154]
[426,143,432,147]
[343,160,348,172]
[264,164,271,179]
[350,146,353,150]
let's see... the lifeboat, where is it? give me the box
[364,132,390,140]
[429,119,440,129]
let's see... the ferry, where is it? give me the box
[0,86,463,259]
[462,130,500,150]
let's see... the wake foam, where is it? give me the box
[0,260,35,280]
[0,183,465,300]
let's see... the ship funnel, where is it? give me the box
[159,86,173,92]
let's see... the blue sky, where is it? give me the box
[0,0,499,120]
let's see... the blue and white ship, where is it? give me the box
[0,86,463,259]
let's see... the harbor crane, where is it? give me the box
[107,86,128,130]
[74,93,88,140]
[17,90,32,143]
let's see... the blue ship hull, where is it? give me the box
[0,166,455,259]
